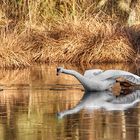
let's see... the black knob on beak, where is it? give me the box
[56,68,60,76]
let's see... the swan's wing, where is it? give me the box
[84,69,103,78]
[119,75,140,84]
[96,70,140,84]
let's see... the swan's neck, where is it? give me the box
[62,69,89,89]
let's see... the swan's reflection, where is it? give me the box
[57,90,140,118]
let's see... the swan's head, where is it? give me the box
[57,67,64,75]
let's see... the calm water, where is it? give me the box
[0,63,139,140]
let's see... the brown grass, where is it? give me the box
[0,31,30,68]
[0,0,139,68]
[0,17,138,68]
[17,18,136,65]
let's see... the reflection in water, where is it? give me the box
[58,90,140,118]
[0,63,139,140]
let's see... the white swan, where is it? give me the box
[57,67,140,91]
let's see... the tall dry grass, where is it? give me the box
[21,18,136,64]
[0,0,139,68]
[0,27,31,68]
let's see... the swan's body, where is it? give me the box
[57,67,140,91]
[57,90,140,118]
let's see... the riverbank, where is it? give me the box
[0,0,139,68]
[0,19,139,68]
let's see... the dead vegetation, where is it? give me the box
[18,19,137,65]
[0,0,139,68]
[0,31,30,68]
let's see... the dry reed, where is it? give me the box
[0,31,30,68]
[22,19,136,64]
[0,0,139,68]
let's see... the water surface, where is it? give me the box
[0,63,139,140]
